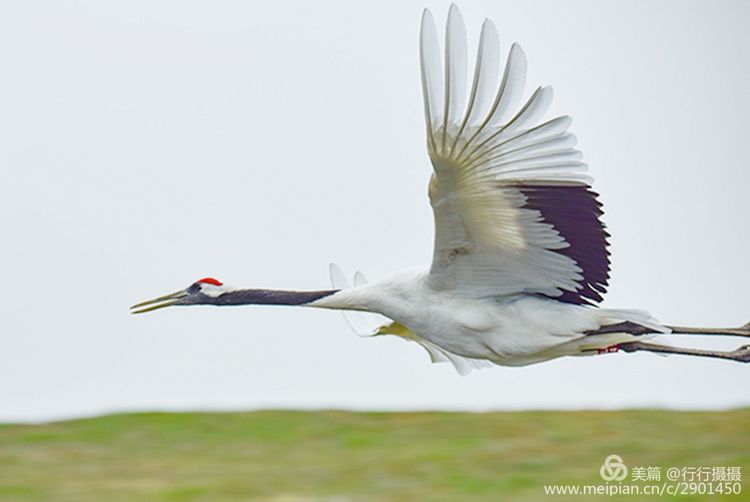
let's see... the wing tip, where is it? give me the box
[421,8,435,27]
[481,17,499,43]
[329,262,348,289]
[509,41,526,57]
[447,3,464,24]
[554,114,573,129]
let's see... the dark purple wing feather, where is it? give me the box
[519,184,610,305]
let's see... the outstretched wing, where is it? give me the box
[420,6,609,305]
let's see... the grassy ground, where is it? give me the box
[0,409,747,501]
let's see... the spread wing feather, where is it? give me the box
[421,5,609,305]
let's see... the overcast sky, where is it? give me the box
[1,0,748,423]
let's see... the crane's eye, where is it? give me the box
[188,283,202,294]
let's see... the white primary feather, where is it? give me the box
[442,4,467,153]
[457,19,500,144]
[480,43,527,132]
[419,9,444,154]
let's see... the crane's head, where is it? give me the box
[130,277,227,314]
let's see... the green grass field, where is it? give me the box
[0,409,747,501]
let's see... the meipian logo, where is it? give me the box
[600,454,628,481]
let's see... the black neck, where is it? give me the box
[208,288,338,306]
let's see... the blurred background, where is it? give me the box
[1,0,748,424]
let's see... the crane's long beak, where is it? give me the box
[130,289,188,314]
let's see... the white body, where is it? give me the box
[308,7,675,372]
[313,269,666,370]
[130,6,745,369]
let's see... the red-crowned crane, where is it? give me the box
[132,5,750,373]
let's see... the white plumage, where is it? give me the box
[310,5,665,372]
[131,5,750,369]
[315,267,665,373]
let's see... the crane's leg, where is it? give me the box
[665,323,750,338]
[586,321,750,338]
[617,341,750,363]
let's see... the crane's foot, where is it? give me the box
[728,344,750,363]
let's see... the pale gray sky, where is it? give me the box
[1,0,748,422]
